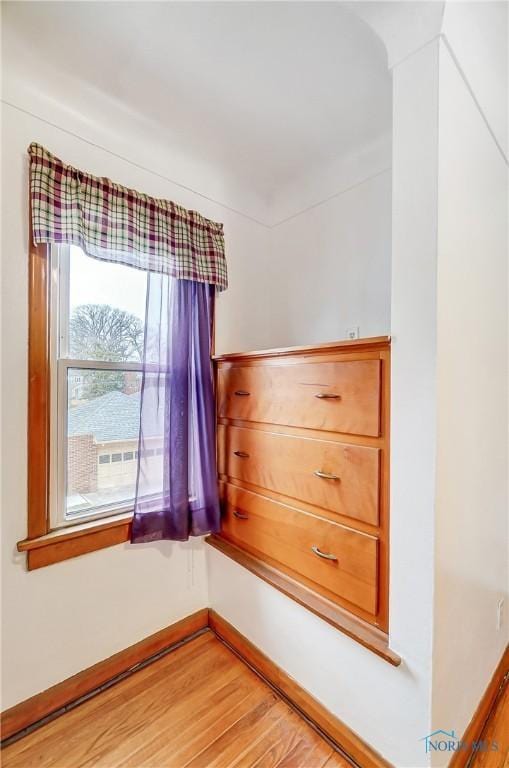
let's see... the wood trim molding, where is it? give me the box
[212,335,391,362]
[209,610,393,768]
[206,534,401,666]
[0,608,209,742]
[27,242,51,539]
[22,240,133,569]
[17,514,133,570]
[448,644,509,768]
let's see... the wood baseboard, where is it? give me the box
[448,644,509,768]
[208,609,392,768]
[0,608,209,742]
[3,602,506,767]
[2,605,388,766]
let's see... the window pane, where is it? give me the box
[66,368,142,519]
[67,246,147,362]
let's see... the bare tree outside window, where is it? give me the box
[70,303,144,361]
[54,247,149,525]
[69,304,144,398]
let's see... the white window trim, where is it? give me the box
[49,245,143,530]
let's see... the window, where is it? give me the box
[23,147,221,569]
[23,244,216,567]
[50,245,147,528]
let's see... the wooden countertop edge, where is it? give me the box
[206,534,401,667]
[212,336,391,361]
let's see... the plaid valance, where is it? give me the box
[28,143,228,290]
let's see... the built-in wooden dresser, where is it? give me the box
[207,336,398,665]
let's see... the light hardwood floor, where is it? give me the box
[2,632,351,768]
[471,673,509,768]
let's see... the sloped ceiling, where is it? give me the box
[3,1,391,204]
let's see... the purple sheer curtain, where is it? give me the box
[131,274,220,543]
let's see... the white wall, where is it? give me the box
[442,1,508,160]
[431,34,509,763]
[268,168,391,348]
[269,133,391,225]
[215,219,271,354]
[0,102,270,710]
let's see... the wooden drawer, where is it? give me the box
[217,359,381,437]
[220,483,378,615]
[218,425,380,525]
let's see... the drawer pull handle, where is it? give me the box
[234,390,250,396]
[234,450,250,458]
[314,470,340,481]
[315,392,341,399]
[311,545,338,562]
[233,510,249,520]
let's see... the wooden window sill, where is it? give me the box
[17,513,133,570]
[206,534,401,667]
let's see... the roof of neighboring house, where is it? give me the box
[68,390,141,443]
